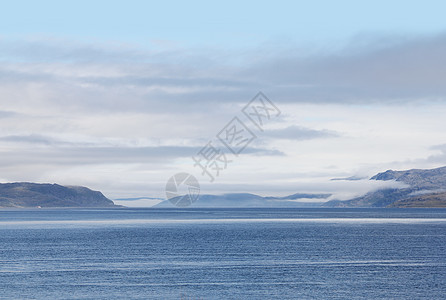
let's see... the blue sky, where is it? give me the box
[3,0,446,47]
[1,1,446,205]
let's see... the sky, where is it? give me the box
[1,1,446,205]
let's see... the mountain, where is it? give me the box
[155,192,331,208]
[388,192,446,208]
[370,166,446,188]
[0,182,117,208]
[324,166,446,207]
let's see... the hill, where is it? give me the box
[0,182,116,208]
[388,192,446,208]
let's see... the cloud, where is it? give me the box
[0,143,283,167]
[1,33,446,117]
[246,33,446,103]
[0,134,58,145]
[264,125,339,140]
[0,38,151,63]
[0,110,17,118]
[424,144,446,164]
[1,34,446,198]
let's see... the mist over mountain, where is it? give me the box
[3,166,446,208]
[324,166,446,208]
[155,193,331,208]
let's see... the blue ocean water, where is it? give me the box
[1,208,446,299]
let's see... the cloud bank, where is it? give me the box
[1,34,446,199]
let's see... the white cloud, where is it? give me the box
[1,35,446,200]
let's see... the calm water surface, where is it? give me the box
[0,208,445,299]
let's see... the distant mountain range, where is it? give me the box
[155,166,446,208]
[324,166,446,208]
[3,166,446,208]
[0,183,116,208]
[155,193,331,208]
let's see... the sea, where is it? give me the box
[0,208,445,299]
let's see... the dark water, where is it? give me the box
[1,208,446,299]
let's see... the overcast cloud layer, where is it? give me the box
[1,34,446,201]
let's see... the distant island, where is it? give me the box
[0,183,116,208]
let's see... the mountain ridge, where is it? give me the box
[324,166,446,208]
[155,192,331,208]
[0,182,117,208]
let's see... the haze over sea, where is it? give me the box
[1,208,445,299]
